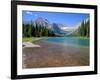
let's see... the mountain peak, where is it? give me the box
[36,17,49,23]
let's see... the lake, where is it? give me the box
[23,37,89,68]
[45,37,89,47]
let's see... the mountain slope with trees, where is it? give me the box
[23,17,90,38]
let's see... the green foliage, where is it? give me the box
[77,19,90,37]
[23,37,43,42]
[23,22,56,37]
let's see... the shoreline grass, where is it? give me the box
[22,37,49,42]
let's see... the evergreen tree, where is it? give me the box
[77,19,90,37]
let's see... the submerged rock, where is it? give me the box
[23,42,40,48]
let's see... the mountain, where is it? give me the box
[30,17,89,37]
[32,17,51,29]
[62,18,90,36]
[32,17,65,36]
[51,23,65,36]
[60,23,80,36]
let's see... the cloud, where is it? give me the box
[26,11,32,15]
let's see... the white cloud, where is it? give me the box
[26,11,32,15]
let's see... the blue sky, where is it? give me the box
[22,10,89,27]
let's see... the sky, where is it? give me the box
[22,10,89,27]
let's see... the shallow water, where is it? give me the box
[22,37,89,68]
[23,40,89,68]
